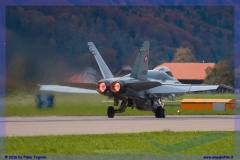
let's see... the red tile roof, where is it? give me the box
[155,63,215,80]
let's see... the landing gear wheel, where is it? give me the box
[155,106,166,118]
[161,108,166,118]
[155,107,161,118]
[107,106,115,118]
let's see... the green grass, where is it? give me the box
[6,131,234,155]
[6,92,108,116]
[6,92,235,116]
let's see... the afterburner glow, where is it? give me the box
[110,82,121,93]
[96,82,107,93]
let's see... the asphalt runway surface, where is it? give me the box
[3,115,236,136]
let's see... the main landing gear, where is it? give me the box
[152,97,166,118]
[106,98,166,118]
[107,106,115,118]
[107,99,128,118]
[155,106,166,118]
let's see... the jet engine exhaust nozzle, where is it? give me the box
[96,82,107,93]
[110,82,120,93]
[110,81,126,93]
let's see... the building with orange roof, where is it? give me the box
[154,63,216,84]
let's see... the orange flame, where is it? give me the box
[110,82,121,93]
[96,82,107,93]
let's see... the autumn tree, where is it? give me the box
[172,47,196,62]
[204,60,234,86]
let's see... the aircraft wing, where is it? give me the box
[147,84,231,94]
[39,84,97,93]
[188,85,219,92]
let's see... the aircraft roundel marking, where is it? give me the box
[144,54,148,63]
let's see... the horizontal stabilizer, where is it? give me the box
[58,82,96,90]
[39,84,97,93]
[127,81,161,92]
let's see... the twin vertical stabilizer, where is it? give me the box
[88,42,114,79]
[88,41,150,81]
[130,41,150,81]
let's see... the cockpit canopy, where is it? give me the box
[153,66,173,77]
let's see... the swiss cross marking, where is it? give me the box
[144,54,148,63]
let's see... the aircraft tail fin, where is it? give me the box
[130,41,150,81]
[88,42,114,79]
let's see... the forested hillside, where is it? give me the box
[6,6,234,89]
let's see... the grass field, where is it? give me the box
[6,131,234,155]
[5,93,237,158]
[6,91,235,116]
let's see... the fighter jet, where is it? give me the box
[39,41,232,118]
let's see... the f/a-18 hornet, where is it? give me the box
[40,41,230,118]
[86,41,229,118]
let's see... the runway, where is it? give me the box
[3,115,235,136]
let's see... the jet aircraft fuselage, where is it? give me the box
[39,41,232,118]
